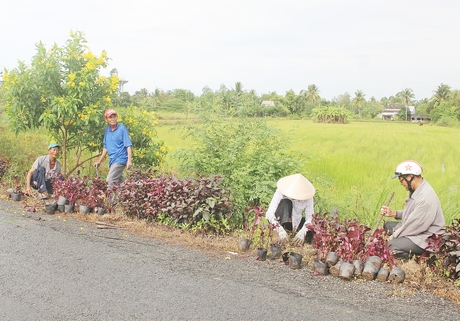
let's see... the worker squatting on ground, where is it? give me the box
[380,160,445,258]
[25,142,63,199]
[265,173,316,246]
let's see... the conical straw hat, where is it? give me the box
[276,173,315,200]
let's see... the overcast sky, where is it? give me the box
[2,0,459,101]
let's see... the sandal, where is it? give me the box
[39,193,49,199]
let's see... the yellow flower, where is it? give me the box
[40,97,46,103]
[68,73,76,81]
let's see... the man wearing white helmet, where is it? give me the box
[380,160,445,258]
[265,173,315,246]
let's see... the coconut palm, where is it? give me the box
[305,84,321,106]
[352,90,366,117]
[397,88,415,121]
[432,83,451,106]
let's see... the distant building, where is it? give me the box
[261,100,275,107]
[377,104,428,121]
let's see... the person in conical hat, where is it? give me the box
[265,173,316,246]
[380,160,445,258]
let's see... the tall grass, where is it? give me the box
[157,119,460,226]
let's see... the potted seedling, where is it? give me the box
[10,174,23,201]
[268,222,282,260]
[256,223,269,261]
[238,206,265,252]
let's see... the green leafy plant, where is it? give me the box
[424,218,460,281]
[174,115,300,224]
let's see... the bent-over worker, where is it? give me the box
[265,173,315,246]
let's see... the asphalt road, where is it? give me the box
[1,198,460,321]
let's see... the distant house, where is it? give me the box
[377,104,428,121]
[261,100,275,107]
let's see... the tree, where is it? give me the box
[352,90,366,117]
[432,83,451,106]
[2,31,119,176]
[397,88,415,121]
[305,84,321,106]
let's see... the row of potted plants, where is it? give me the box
[49,176,109,214]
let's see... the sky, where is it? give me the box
[1,0,460,101]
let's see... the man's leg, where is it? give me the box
[274,199,293,231]
[106,163,126,190]
[387,237,425,259]
[384,221,399,236]
[31,167,48,193]
[106,163,126,205]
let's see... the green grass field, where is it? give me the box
[156,118,460,226]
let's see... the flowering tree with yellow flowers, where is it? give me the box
[2,30,119,176]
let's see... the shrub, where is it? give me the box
[116,174,233,233]
[424,218,460,281]
[174,115,300,225]
[312,213,396,267]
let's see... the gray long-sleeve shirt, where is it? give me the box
[392,179,445,249]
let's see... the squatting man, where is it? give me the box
[265,173,315,246]
[380,160,445,259]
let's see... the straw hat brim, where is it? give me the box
[276,173,315,200]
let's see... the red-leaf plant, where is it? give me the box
[423,218,460,281]
[243,205,265,242]
[312,212,397,267]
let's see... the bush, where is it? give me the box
[424,218,460,281]
[174,115,300,224]
[116,174,234,234]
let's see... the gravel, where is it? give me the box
[1,198,460,321]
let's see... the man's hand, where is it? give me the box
[293,227,307,246]
[277,227,289,244]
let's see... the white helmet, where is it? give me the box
[392,160,423,179]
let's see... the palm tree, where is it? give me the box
[352,90,366,117]
[305,84,321,106]
[432,83,451,106]
[397,88,415,121]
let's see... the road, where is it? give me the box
[1,198,459,321]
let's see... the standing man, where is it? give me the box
[25,142,62,199]
[94,109,133,194]
[380,160,445,258]
[265,173,316,246]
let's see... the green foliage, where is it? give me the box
[1,30,118,175]
[118,106,167,167]
[311,105,351,123]
[430,101,458,125]
[174,115,300,219]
